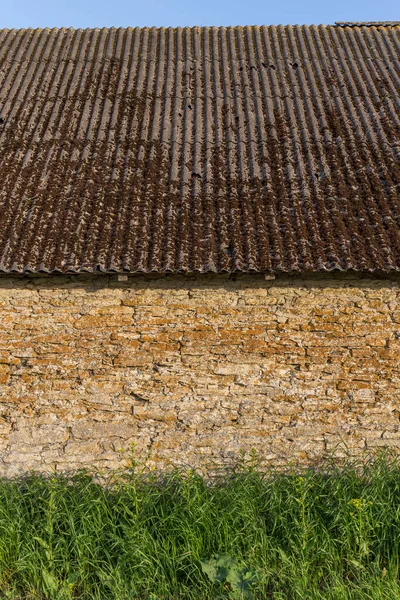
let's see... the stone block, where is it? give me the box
[352,389,375,403]
[9,426,69,446]
[71,421,135,440]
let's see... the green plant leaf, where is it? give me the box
[67,572,80,585]
[33,536,50,549]
[227,567,257,599]
[348,559,365,569]
[42,568,58,598]
[200,556,225,583]
[201,554,257,599]
[215,554,238,569]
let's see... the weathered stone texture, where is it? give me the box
[1,272,400,476]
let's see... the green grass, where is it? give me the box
[1,449,400,599]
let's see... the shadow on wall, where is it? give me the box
[1,269,400,291]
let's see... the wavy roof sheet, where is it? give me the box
[0,24,399,274]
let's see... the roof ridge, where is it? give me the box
[1,23,399,33]
[335,21,400,26]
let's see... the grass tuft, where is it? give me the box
[0,449,400,598]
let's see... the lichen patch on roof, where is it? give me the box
[0,24,399,274]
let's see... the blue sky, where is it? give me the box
[1,0,399,29]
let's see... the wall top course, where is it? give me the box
[1,271,400,291]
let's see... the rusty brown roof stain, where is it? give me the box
[0,23,399,274]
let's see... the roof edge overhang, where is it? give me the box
[0,266,400,277]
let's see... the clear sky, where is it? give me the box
[1,0,399,29]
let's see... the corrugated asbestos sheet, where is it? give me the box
[0,24,399,274]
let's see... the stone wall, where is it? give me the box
[0,272,400,477]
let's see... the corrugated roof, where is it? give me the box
[0,23,399,274]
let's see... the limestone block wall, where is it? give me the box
[0,272,400,477]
